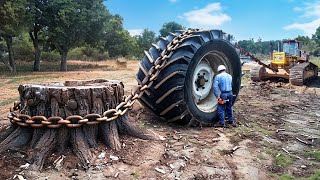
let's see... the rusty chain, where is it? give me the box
[7,29,200,128]
[235,44,278,72]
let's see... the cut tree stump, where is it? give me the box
[0,79,156,171]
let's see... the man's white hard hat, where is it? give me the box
[217,65,226,72]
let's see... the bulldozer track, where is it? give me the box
[289,62,318,86]
[289,63,306,86]
[8,29,202,128]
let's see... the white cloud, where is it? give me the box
[169,0,177,3]
[284,1,320,36]
[128,29,143,36]
[181,3,231,28]
[300,2,320,18]
[284,19,320,36]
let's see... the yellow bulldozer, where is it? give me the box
[250,40,318,85]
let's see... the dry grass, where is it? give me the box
[115,57,128,69]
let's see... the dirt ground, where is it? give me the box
[0,60,319,180]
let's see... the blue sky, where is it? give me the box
[105,0,320,41]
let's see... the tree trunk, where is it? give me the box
[60,47,68,71]
[0,56,13,72]
[29,30,41,71]
[33,47,41,71]
[4,35,16,73]
[0,79,156,171]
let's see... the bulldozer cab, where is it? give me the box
[272,40,303,66]
[282,40,301,57]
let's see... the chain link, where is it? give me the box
[7,29,200,128]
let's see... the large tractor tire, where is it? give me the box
[136,30,241,125]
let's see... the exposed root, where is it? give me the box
[30,128,46,148]
[0,126,32,153]
[83,125,98,148]
[30,129,58,171]
[0,113,159,171]
[99,121,121,151]
[0,124,17,142]
[70,128,92,169]
[117,113,157,140]
[56,126,70,153]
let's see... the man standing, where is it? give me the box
[213,65,236,127]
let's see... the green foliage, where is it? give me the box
[0,0,28,36]
[0,38,6,55]
[238,38,281,55]
[43,0,109,70]
[41,51,60,62]
[237,26,320,57]
[13,33,34,61]
[308,171,320,180]
[304,150,320,162]
[277,171,320,180]
[134,29,157,58]
[68,47,85,60]
[25,0,51,71]
[68,46,109,60]
[103,15,139,58]
[136,29,156,50]
[159,21,185,37]
[296,35,320,56]
[0,0,29,72]
[279,174,296,180]
[275,154,293,166]
[313,26,320,45]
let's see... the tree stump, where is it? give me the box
[0,79,155,170]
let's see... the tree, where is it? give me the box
[238,39,255,53]
[296,33,320,56]
[296,35,310,43]
[313,26,320,45]
[44,0,108,71]
[26,0,48,71]
[0,37,12,70]
[159,21,185,37]
[103,14,138,58]
[135,29,156,56]
[0,0,28,73]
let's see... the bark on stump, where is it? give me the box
[0,79,154,171]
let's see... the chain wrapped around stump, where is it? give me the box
[0,79,156,171]
[0,29,201,171]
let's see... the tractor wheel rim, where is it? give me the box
[192,59,213,102]
[192,51,231,113]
